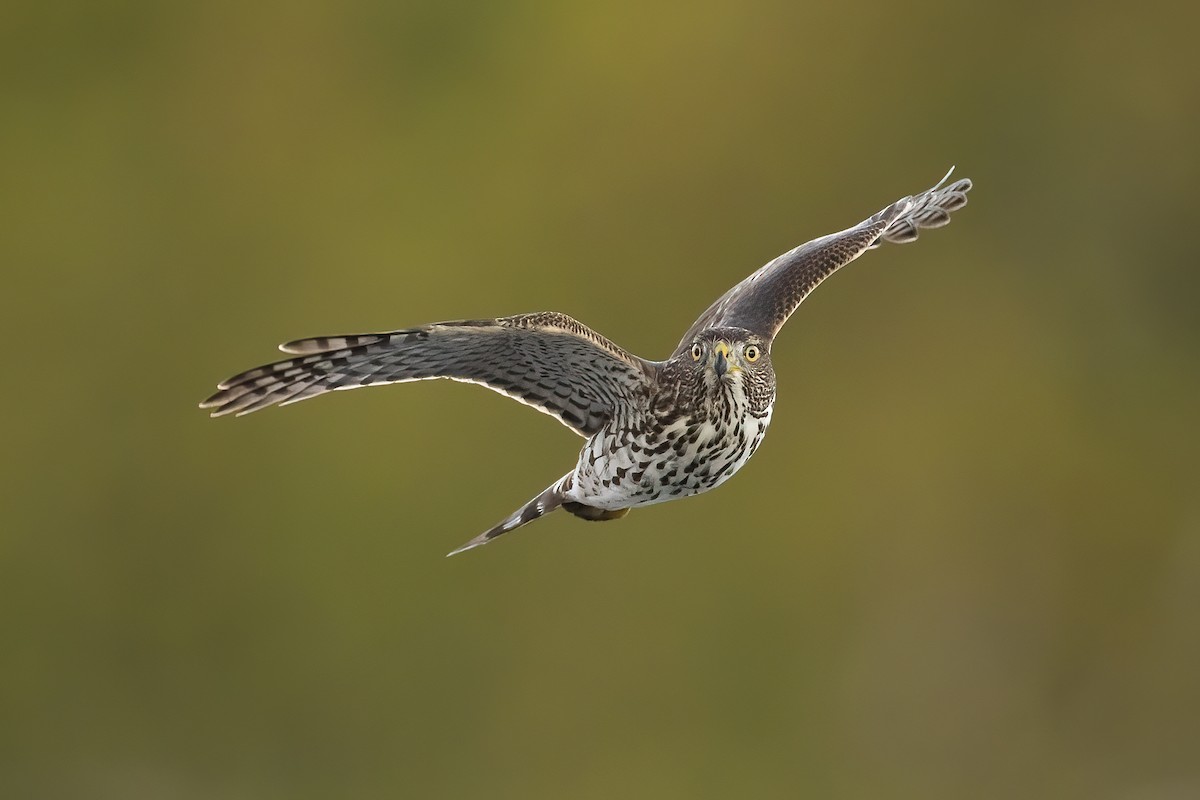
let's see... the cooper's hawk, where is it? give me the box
[201,169,972,554]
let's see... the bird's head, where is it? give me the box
[677,328,775,410]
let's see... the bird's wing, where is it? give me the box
[673,168,972,354]
[201,312,654,437]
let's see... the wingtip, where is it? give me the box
[279,333,391,355]
[198,385,248,416]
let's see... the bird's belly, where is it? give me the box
[568,410,773,510]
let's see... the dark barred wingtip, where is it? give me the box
[198,394,241,417]
[877,168,974,245]
[201,399,237,418]
[199,384,258,417]
[279,338,327,355]
[198,390,224,410]
[279,333,391,355]
[216,366,266,391]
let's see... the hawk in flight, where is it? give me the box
[201,169,972,555]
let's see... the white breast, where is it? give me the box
[567,395,774,511]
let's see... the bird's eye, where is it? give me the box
[744,345,761,362]
[690,343,703,361]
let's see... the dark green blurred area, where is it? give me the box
[3,0,1198,797]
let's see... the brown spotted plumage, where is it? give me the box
[201,169,972,554]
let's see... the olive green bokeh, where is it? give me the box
[3,1,1198,797]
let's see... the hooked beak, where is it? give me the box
[712,341,732,378]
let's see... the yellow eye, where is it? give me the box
[744,345,761,362]
[690,343,703,361]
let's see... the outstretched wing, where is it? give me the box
[200,312,654,436]
[673,168,972,353]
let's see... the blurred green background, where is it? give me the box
[3,1,1198,797]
